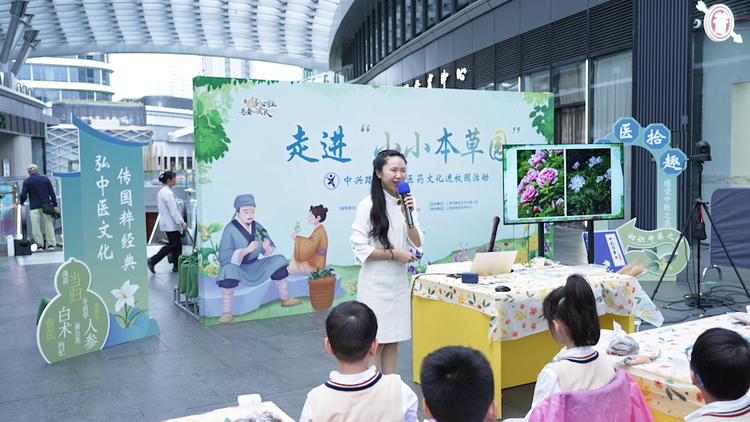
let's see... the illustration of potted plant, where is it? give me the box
[307,268,337,311]
[199,222,223,277]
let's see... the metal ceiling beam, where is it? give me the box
[0,1,29,64]
[0,0,339,70]
[11,29,39,75]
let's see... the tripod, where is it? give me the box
[651,162,750,309]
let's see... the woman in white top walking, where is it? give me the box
[148,171,187,273]
[350,149,424,374]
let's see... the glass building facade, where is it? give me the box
[331,0,702,230]
[18,54,115,103]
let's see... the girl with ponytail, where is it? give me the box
[510,274,615,421]
[350,149,424,374]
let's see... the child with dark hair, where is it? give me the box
[288,204,329,274]
[684,328,750,421]
[420,346,497,422]
[350,149,424,374]
[507,274,614,421]
[299,301,418,422]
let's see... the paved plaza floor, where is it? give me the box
[2,227,749,421]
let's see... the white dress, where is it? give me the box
[350,192,424,343]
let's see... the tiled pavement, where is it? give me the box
[2,226,749,421]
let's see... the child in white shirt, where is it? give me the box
[684,328,750,421]
[299,301,418,422]
[420,346,497,422]
[506,274,614,421]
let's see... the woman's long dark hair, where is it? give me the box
[542,274,600,347]
[369,149,406,249]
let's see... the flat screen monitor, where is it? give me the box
[503,144,624,224]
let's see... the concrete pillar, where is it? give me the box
[0,133,32,177]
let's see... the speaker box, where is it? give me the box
[14,239,32,256]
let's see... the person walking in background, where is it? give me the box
[350,149,424,374]
[148,171,186,273]
[19,164,58,251]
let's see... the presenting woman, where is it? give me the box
[350,149,424,374]
[148,171,186,273]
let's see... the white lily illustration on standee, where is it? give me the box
[110,280,146,328]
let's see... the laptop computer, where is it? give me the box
[470,251,518,276]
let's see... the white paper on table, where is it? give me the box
[425,262,473,274]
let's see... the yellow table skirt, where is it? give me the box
[653,411,683,422]
[412,295,634,419]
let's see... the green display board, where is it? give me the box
[596,118,688,281]
[36,258,109,363]
[38,116,160,364]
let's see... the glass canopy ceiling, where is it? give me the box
[0,0,340,70]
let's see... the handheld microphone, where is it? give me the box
[397,182,414,229]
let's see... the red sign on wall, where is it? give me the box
[705,3,734,42]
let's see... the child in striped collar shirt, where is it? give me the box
[299,301,418,422]
[420,346,497,422]
[505,274,615,422]
[684,328,750,422]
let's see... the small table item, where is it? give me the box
[160,401,295,422]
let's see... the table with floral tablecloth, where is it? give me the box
[411,265,663,344]
[160,401,295,422]
[598,314,750,420]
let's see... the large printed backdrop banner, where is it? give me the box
[194,78,553,324]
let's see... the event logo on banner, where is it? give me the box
[56,116,160,353]
[594,118,689,280]
[194,78,553,324]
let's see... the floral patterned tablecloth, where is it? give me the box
[598,314,750,418]
[411,265,663,344]
[161,402,295,422]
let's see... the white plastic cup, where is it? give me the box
[238,394,262,418]
[533,256,545,268]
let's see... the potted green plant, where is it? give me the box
[308,268,337,311]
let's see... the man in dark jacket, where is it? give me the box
[19,164,58,250]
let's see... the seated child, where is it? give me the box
[420,346,497,422]
[684,327,750,421]
[288,204,328,274]
[506,274,615,421]
[299,301,418,422]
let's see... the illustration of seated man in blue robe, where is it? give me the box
[216,194,302,323]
